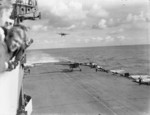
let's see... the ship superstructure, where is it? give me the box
[0,0,40,114]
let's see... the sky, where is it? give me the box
[1,0,150,49]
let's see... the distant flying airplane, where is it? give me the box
[55,61,82,71]
[58,33,69,37]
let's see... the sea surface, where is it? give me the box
[26,44,150,75]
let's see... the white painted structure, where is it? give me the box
[0,64,32,115]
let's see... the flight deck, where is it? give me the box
[24,63,150,115]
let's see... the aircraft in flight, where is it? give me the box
[58,33,69,37]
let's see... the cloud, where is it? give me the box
[146,12,150,22]
[44,1,109,20]
[84,39,90,43]
[126,12,146,22]
[76,39,82,42]
[38,0,148,10]
[45,1,86,20]
[0,0,12,8]
[117,36,126,41]
[37,0,148,30]
[39,0,109,18]
[108,18,114,26]
[91,37,104,41]
[45,11,72,28]
[66,25,76,30]
[105,36,114,42]
[105,10,148,29]
[43,40,49,44]
[107,18,124,27]
[86,4,109,18]
[57,24,76,30]
[84,36,114,43]
[75,36,104,44]
[31,25,48,31]
[109,28,124,35]
[91,19,108,29]
[98,19,107,29]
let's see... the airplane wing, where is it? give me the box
[55,62,72,65]
[54,61,76,66]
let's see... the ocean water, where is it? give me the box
[26,44,150,75]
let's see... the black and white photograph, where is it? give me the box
[0,0,150,115]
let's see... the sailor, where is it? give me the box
[138,76,142,85]
[0,24,32,71]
